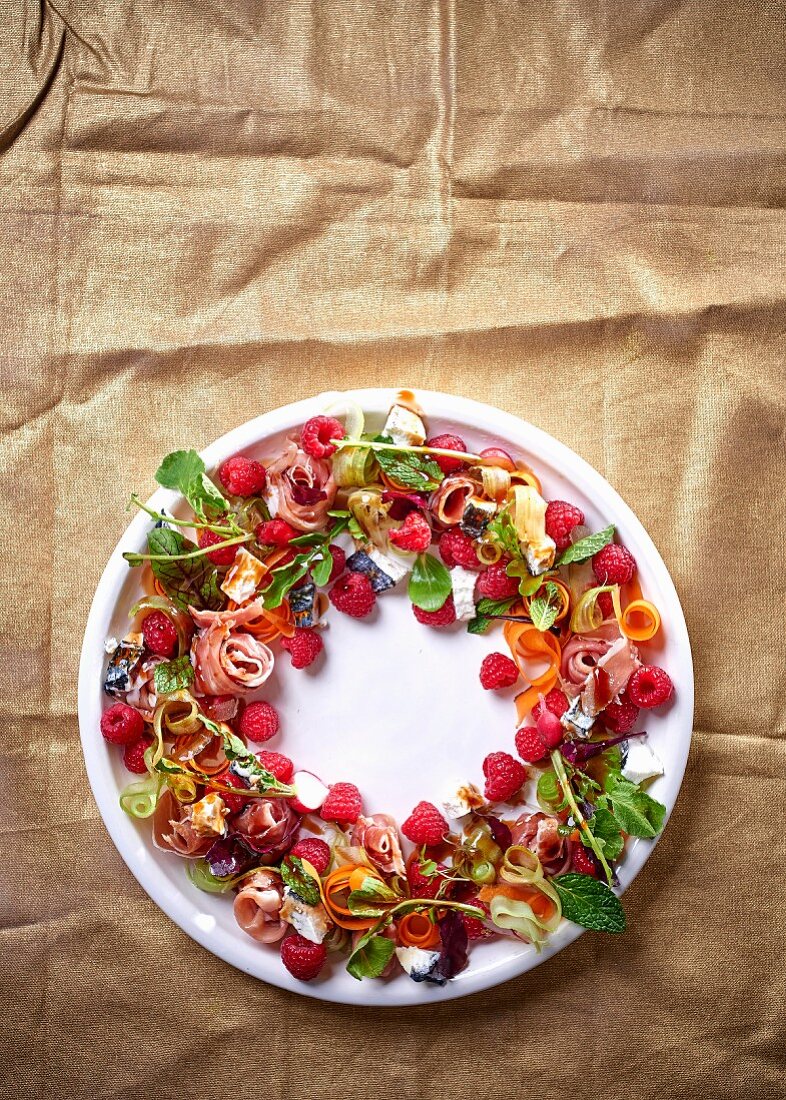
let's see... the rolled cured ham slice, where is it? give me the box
[190,599,274,696]
[351,814,406,876]
[430,474,479,526]
[234,870,287,943]
[265,439,337,532]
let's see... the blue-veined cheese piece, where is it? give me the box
[289,581,317,626]
[460,499,496,539]
[346,549,396,593]
[395,946,446,985]
[450,565,477,621]
[189,793,229,837]
[367,546,413,586]
[382,405,426,447]
[220,546,266,604]
[561,695,596,738]
[442,783,486,820]
[103,635,144,698]
[621,740,664,785]
[280,888,331,944]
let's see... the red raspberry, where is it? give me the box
[237,701,279,743]
[122,734,154,774]
[514,725,549,764]
[281,628,323,669]
[320,782,363,824]
[597,591,615,619]
[482,751,527,802]
[572,842,600,878]
[290,838,331,875]
[329,572,376,618]
[255,519,298,547]
[256,751,294,783]
[218,454,267,497]
[300,416,346,459]
[401,801,449,846]
[476,561,518,600]
[412,595,456,627]
[406,859,443,899]
[425,433,468,474]
[141,610,178,658]
[280,932,327,981]
[545,500,585,552]
[627,665,674,709]
[603,693,639,733]
[197,528,239,566]
[100,702,145,745]
[592,543,637,585]
[532,688,569,722]
[479,652,519,690]
[388,511,431,552]
[213,770,248,814]
[438,529,481,570]
[462,912,494,940]
[327,543,346,583]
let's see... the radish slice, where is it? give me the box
[290,771,329,814]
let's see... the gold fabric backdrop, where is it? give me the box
[2,2,784,1097]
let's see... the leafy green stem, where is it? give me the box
[550,750,614,885]
[123,532,251,565]
[331,438,485,463]
[129,494,241,535]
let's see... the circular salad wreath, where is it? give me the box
[100,390,674,987]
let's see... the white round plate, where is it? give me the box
[78,388,693,1006]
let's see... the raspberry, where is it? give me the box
[532,688,569,722]
[592,543,637,586]
[327,543,346,583]
[100,702,145,745]
[141,610,178,658]
[627,665,674,709]
[545,500,585,552]
[280,932,327,981]
[572,843,600,878]
[290,838,331,875]
[401,801,449,846]
[438,529,481,570]
[123,734,154,774]
[425,433,468,474]
[255,519,298,547]
[213,770,248,814]
[197,528,239,567]
[412,595,456,627]
[329,572,376,618]
[388,511,431,552]
[218,454,267,497]
[482,751,527,802]
[514,725,549,764]
[462,912,494,940]
[597,591,615,619]
[237,701,279,743]
[256,751,295,783]
[281,628,323,669]
[407,858,444,899]
[603,693,639,733]
[476,560,518,600]
[535,707,564,750]
[479,652,519,690]
[320,782,363,824]
[300,416,346,459]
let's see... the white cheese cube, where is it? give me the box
[451,565,477,621]
[189,793,229,837]
[621,740,664,786]
[383,405,426,447]
[220,547,266,604]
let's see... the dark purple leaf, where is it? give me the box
[435,910,469,981]
[205,835,255,878]
[381,489,429,520]
[560,731,644,765]
[289,483,327,506]
[486,816,513,853]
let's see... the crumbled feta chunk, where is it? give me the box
[189,793,229,837]
[280,888,330,944]
[621,740,664,786]
[450,565,477,621]
[220,547,266,604]
[443,783,486,819]
[104,637,119,654]
[383,405,426,447]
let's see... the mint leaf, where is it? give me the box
[556,525,615,566]
[346,931,396,980]
[468,595,517,634]
[155,449,228,519]
[467,615,494,635]
[586,805,625,861]
[311,549,334,588]
[529,580,561,631]
[153,655,194,695]
[408,552,452,611]
[373,435,444,491]
[600,774,666,839]
[280,856,320,906]
[145,528,222,612]
[553,874,626,933]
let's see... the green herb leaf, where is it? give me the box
[280,856,320,906]
[288,533,325,548]
[372,435,444,491]
[552,873,626,933]
[347,874,400,918]
[408,552,453,611]
[261,554,312,609]
[153,655,195,695]
[155,449,229,519]
[144,528,222,612]
[505,559,544,597]
[600,774,666,839]
[586,805,625,861]
[467,595,517,635]
[487,511,522,560]
[529,580,561,631]
[556,525,615,566]
[310,549,334,588]
[346,932,396,981]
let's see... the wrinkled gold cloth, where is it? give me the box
[2,2,784,1098]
